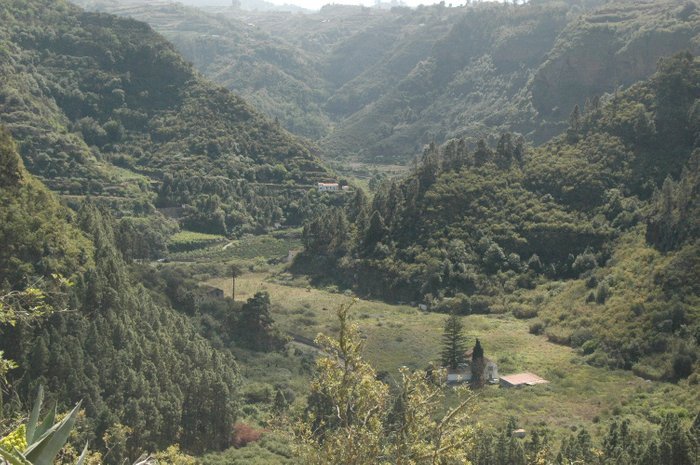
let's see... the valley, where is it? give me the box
[0,0,698,464]
[139,227,698,463]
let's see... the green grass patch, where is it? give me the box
[168,230,227,252]
[168,231,302,262]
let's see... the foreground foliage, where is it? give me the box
[294,301,475,465]
[0,386,86,465]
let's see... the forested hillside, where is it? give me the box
[73,0,334,139]
[1,0,698,463]
[0,0,334,239]
[0,129,239,461]
[74,0,700,165]
[297,53,700,382]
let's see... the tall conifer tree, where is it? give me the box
[441,312,468,370]
[471,339,485,388]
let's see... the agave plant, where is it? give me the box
[0,386,87,465]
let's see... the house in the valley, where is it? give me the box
[446,349,499,384]
[499,372,549,388]
[317,182,339,192]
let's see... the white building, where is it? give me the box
[446,351,499,384]
[317,182,340,192]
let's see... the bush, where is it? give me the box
[243,383,273,404]
[572,251,597,275]
[433,294,471,315]
[512,305,538,319]
[570,328,595,347]
[631,363,663,381]
[586,275,598,289]
[595,282,610,304]
[671,351,695,380]
[546,328,571,345]
[232,423,265,448]
[529,321,545,335]
[469,295,491,314]
[631,302,645,316]
[581,339,598,355]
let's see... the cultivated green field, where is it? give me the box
[167,229,302,262]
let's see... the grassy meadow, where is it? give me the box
[204,268,697,440]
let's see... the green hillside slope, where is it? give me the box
[296,53,700,382]
[0,0,333,236]
[0,127,240,459]
[324,0,700,161]
[77,0,333,139]
[74,0,700,166]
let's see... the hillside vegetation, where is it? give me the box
[0,128,240,461]
[76,0,700,164]
[296,53,700,382]
[1,1,698,464]
[0,0,334,238]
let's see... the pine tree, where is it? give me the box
[473,139,491,166]
[495,133,514,169]
[238,291,282,351]
[363,211,388,254]
[640,440,660,465]
[441,312,468,370]
[274,388,289,413]
[567,104,581,143]
[659,413,693,465]
[347,188,369,223]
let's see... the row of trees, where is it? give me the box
[469,414,700,465]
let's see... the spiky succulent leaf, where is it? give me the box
[24,401,82,465]
[32,406,55,443]
[75,443,88,465]
[26,386,43,444]
[0,446,33,465]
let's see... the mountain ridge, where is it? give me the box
[73,0,700,165]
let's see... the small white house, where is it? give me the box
[318,182,340,192]
[446,351,499,384]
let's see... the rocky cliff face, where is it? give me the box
[531,1,700,120]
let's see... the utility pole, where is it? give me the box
[230,265,241,301]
